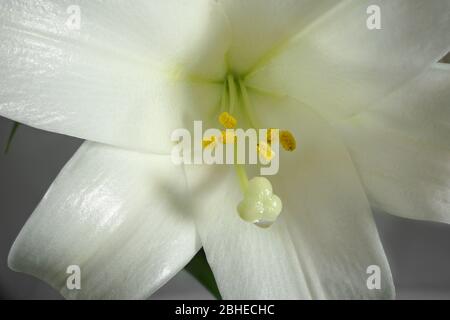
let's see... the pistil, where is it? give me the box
[202,74,296,228]
[235,164,249,192]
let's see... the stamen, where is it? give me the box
[257,141,275,161]
[221,130,236,144]
[266,128,276,144]
[202,136,216,149]
[280,130,296,151]
[219,79,229,113]
[227,74,238,115]
[238,78,260,128]
[219,111,237,129]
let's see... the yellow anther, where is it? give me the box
[266,128,276,144]
[219,112,237,129]
[257,141,275,161]
[202,136,216,149]
[221,130,236,144]
[280,130,296,151]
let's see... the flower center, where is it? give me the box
[203,74,297,228]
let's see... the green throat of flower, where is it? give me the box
[202,73,297,228]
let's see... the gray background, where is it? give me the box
[1,116,450,300]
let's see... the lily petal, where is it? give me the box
[246,0,450,120]
[219,0,339,74]
[0,0,228,153]
[8,142,199,299]
[185,94,394,299]
[335,64,450,224]
[257,94,394,299]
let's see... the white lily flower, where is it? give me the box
[1,0,449,300]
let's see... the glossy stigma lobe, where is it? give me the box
[237,177,282,228]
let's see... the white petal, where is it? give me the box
[256,94,394,299]
[219,0,338,74]
[185,94,394,299]
[247,0,450,120]
[0,0,229,153]
[8,142,199,299]
[335,65,450,224]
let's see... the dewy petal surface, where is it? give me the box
[185,93,394,299]
[8,142,199,299]
[335,64,450,224]
[247,0,450,120]
[0,0,229,153]
[218,0,339,74]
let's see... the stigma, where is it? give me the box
[237,177,282,228]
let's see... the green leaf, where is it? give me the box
[4,122,20,154]
[185,249,221,299]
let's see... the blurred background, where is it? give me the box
[1,114,450,300]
